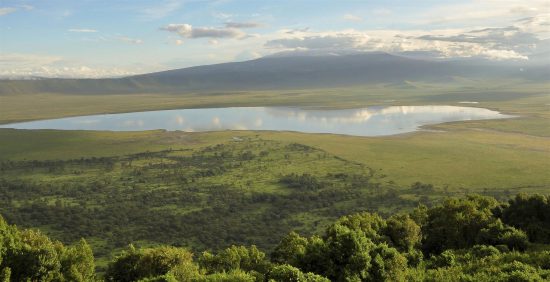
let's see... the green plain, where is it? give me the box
[0,81,549,263]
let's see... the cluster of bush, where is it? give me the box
[1,193,549,281]
[0,218,94,281]
[0,156,382,255]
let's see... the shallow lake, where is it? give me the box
[0,106,513,136]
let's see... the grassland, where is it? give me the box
[1,81,549,191]
[1,80,547,124]
[0,136,393,268]
[0,80,549,267]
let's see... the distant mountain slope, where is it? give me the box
[0,52,546,95]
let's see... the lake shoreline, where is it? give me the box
[0,105,512,137]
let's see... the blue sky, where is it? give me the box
[1,0,548,77]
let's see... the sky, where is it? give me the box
[0,0,549,78]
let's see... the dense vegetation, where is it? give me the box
[1,193,549,281]
[0,135,548,281]
[0,138,428,264]
[1,136,546,269]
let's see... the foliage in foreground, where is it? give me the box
[1,193,549,281]
[0,216,94,281]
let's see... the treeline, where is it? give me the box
[1,193,549,281]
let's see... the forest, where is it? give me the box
[1,135,546,273]
[0,138,432,264]
[1,193,549,281]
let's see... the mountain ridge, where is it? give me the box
[0,52,546,95]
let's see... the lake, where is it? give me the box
[0,106,513,136]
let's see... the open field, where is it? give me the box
[1,80,548,125]
[1,124,549,192]
[1,82,549,190]
[1,82,549,268]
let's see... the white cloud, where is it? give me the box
[515,13,550,38]
[0,5,32,16]
[117,36,143,44]
[0,7,17,16]
[0,53,63,67]
[343,14,363,22]
[416,0,548,26]
[224,21,262,28]
[0,53,138,78]
[68,29,98,33]
[481,49,528,60]
[161,23,245,39]
[235,50,261,61]
[408,14,549,59]
[285,27,310,34]
[263,13,547,61]
[266,34,369,50]
[212,12,233,20]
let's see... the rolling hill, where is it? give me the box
[0,52,546,95]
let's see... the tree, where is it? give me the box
[60,238,95,281]
[106,245,199,282]
[0,268,10,282]
[199,245,269,274]
[409,204,428,227]
[384,214,421,252]
[500,194,550,243]
[195,269,256,282]
[422,195,504,254]
[5,229,63,281]
[368,243,408,281]
[321,224,374,281]
[0,215,98,281]
[296,235,328,278]
[332,212,387,243]
[266,264,329,282]
[294,222,409,282]
[476,220,529,251]
[270,231,308,266]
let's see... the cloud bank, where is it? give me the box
[264,13,549,61]
[0,53,138,78]
[161,24,245,39]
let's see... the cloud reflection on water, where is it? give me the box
[0,106,512,136]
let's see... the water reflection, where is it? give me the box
[0,106,513,136]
